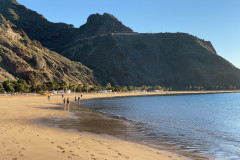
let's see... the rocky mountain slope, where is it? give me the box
[0,14,97,84]
[1,0,240,88]
[61,33,240,88]
[0,0,133,52]
[0,67,15,82]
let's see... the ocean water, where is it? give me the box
[80,93,240,159]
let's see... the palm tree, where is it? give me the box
[32,79,40,93]
[77,83,83,93]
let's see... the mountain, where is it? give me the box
[1,0,240,89]
[61,33,240,88]
[78,13,133,38]
[0,0,77,52]
[0,14,97,84]
[0,0,133,52]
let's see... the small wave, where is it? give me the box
[95,110,161,126]
[194,129,240,143]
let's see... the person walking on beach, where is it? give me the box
[78,97,80,102]
[48,95,51,101]
[75,96,77,102]
[63,98,66,104]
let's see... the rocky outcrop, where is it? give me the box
[0,1,133,52]
[0,14,98,84]
[78,13,133,38]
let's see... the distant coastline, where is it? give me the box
[1,90,240,98]
[80,90,240,101]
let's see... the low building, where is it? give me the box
[65,90,71,94]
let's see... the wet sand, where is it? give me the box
[0,91,239,160]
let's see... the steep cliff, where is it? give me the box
[0,14,97,84]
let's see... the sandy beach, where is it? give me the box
[0,91,239,160]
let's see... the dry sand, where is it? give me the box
[0,91,239,160]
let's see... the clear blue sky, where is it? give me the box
[17,0,240,69]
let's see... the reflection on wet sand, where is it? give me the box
[42,102,129,136]
[40,101,207,160]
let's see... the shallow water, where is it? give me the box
[42,93,240,159]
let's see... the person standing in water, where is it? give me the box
[67,98,70,104]
[63,98,66,110]
[77,97,80,105]
[66,97,70,111]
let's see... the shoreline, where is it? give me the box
[1,89,240,98]
[79,90,240,101]
[0,91,239,160]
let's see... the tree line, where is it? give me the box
[0,79,239,94]
[0,80,172,93]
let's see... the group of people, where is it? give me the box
[74,96,82,102]
[62,94,83,104]
[63,97,70,104]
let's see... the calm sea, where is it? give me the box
[79,93,240,159]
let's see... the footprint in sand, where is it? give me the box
[71,153,79,157]
[57,146,65,150]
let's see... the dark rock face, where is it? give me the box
[78,13,133,37]
[0,0,76,52]
[60,33,240,88]
[0,1,133,52]
[0,14,97,84]
[1,0,240,88]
